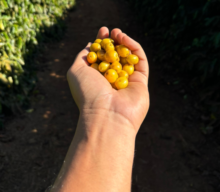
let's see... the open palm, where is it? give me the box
[67,27,149,132]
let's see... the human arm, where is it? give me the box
[50,27,150,192]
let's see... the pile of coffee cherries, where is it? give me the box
[87,38,139,89]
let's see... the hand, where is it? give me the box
[51,27,149,192]
[67,27,149,133]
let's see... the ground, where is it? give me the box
[0,0,220,191]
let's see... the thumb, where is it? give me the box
[71,42,92,70]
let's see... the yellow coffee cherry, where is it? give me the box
[105,51,119,63]
[90,43,101,52]
[97,50,106,61]
[115,45,120,52]
[90,63,99,71]
[96,59,102,64]
[98,61,110,73]
[109,38,114,44]
[118,70,129,78]
[115,77,128,89]
[120,57,128,65]
[104,43,115,52]
[101,38,112,49]
[104,69,118,83]
[117,45,130,57]
[126,54,139,65]
[94,39,102,44]
[87,52,97,63]
[110,61,122,73]
[111,82,118,89]
[123,64,134,75]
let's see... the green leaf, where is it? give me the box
[26,108,34,113]
[0,42,6,47]
[214,33,220,48]
[0,0,9,9]
[173,81,179,85]
[0,20,5,31]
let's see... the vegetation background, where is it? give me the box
[126,0,220,134]
[0,0,75,128]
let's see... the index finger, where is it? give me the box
[96,26,109,39]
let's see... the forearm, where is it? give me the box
[51,109,136,192]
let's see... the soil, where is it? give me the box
[0,0,220,191]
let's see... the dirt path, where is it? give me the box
[0,0,219,191]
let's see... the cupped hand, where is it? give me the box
[67,27,149,133]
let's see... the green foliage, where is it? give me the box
[0,0,75,117]
[127,0,220,128]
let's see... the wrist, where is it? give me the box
[57,108,136,192]
[77,108,137,142]
[51,108,137,192]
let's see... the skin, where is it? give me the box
[50,27,150,192]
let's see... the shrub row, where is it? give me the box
[127,0,220,131]
[0,0,75,122]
